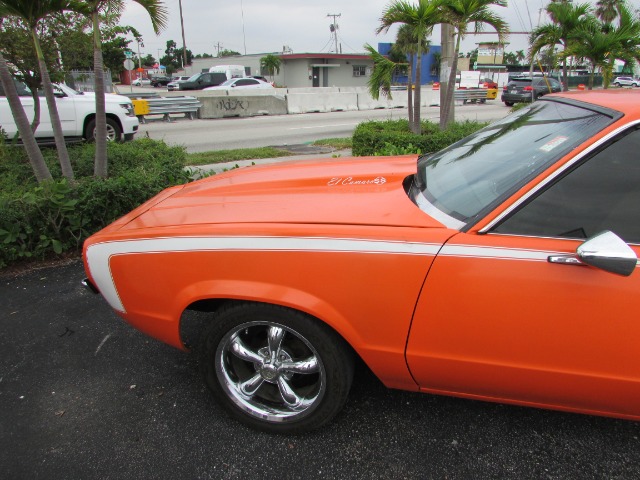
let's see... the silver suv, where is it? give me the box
[612,76,639,87]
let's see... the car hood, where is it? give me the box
[77,91,133,104]
[121,156,445,231]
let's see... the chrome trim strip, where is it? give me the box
[479,119,640,234]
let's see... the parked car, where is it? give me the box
[167,76,191,91]
[613,76,639,87]
[501,76,562,106]
[131,77,151,87]
[178,72,227,90]
[0,81,138,143]
[249,75,276,87]
[83,91,640,434]
[480,77,498,89]
[150,75,172,87]
[203,77,275,91]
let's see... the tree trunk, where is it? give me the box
[92,12,108,178]
[439,24,455,130]
[32,27,74,180]
[413,45,422,134]
[562,57,568,92]
[441,28,461,129]
[28,87,41,133]
[407,60,414,132]
[0,52,51,183]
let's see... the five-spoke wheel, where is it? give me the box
[199,303,353,433]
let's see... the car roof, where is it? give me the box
[546,90,640,117]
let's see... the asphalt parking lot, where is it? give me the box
[1,259,639,479]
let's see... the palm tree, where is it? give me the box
[392,24,431,132]
[440,0,508,129]
[568,5,640,88]
[529,2,591,92]
[365,44,399,103]
[595,0,623,24]
[260,54,281,82]
[376,0,443,134]
[0,50,52,182]
[77,0,167,178]
[0,0,77,180]
[565,11,640,89]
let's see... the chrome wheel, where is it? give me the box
[200,303,353,432]
[215,321,326,423]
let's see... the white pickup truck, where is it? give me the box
[0,82,139,143]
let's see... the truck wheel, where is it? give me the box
[504,101,514,107]
[85,118,123,142]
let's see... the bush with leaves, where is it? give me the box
[352,119,487,156]
[0,139,190,268]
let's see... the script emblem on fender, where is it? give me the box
[327,176,387,186]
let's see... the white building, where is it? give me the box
[182,52,375,88]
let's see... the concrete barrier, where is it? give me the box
[198,94,288,118]
[286,92,358,114]
[357,90,408,110]
[287,87,340,94]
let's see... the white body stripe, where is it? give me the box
[88,235,630,315]
[86,236,442,313]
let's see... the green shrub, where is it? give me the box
[352,119,487,156]
[0,139,189,269]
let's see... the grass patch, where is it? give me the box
[185,146,294,166]
[312,137,352,149]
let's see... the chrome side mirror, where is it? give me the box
[548,231,638,276]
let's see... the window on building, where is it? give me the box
[353,65,367,77]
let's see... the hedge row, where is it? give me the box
[352,119,487,156]
[0,139,190,268]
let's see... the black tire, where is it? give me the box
[614,82,621,87]
[504,101,514,107]
[84,117,123,142]
[198,303,354,433]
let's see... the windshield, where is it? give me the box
[219,79,235,86]
[414,99,615,229]
[187,73,201,81]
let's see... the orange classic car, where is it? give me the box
[83,90,640,433]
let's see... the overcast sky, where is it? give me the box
[120,0,640,61]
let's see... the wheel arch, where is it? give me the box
[178,280,365,355]
[82,113,124,139]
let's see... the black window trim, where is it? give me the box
[475,98,627,235]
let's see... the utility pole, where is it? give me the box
[214,42,223,56]
[179,0,188,68]
[327,13,341,53]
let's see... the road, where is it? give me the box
[138,103,509,153]
[1,261,639,479]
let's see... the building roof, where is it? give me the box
[280,53,371,61]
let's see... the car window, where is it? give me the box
[0,80,31,97]
[493,127,640,244]
[236,79,257,86]
[413,100,615,228]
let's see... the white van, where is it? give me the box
[208,65,246,82]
